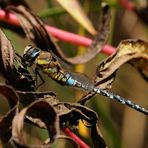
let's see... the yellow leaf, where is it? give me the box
[56,0,97,35]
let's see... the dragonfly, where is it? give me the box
[20,45,148,115]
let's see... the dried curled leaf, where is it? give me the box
[16,91,56,106]
[58,103,107,147]
[0,0,29,9]
[91,125,106,148]
[0,29,14,70]
[0,29,35,91]
[58,3,111,64]
[8,5,64,59]
[95,39,148,88]
[17,91,105,147]
[20,92,97,128]
[60,103,98,126]
[135,3,148,25]
[11,99,59,147]
[8,4,110,64]
[79,39,148,104]
[0,84,19,143]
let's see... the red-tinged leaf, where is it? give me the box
[0,84,19,143]
[56,0,96,35]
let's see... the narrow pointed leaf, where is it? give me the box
[56,0,96,35]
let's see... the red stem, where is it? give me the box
[118,0,135,11]
[63,127,90,148]
[0,9,115,55]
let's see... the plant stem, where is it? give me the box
[63,127,90,148]
[0,9,115,55]
[117,0,135,11]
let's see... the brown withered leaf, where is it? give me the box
[8,4,110,64]
[20,92,97,128]
[0,0,29,9]
[8,5,65,59]
[12,91,104,147]
[59,103,107,147]
[0,29,14,70]
[90,125,106,148]
[17,92,59,129]
[134,2,148,25]
[95,39,148,88]
[79,39,148,104]
[0,28,35,91]
[61,3,111,64]
[11,99,59,147]
[16,91,56,106]
[0,84,19,143]
[17,92,70,129]
[60,103,98,126]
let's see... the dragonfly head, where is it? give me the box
[23,45,41,66]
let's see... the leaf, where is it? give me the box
[0,0,29,9]
[0,29,35,91]
[79,39,148,104]
[56,0,96,35]
[90,125,106,148]
[0,84,19,143]
[135,3,148,25]
[8,4,110,64]
[8,5,71,64]
[95,39,148,88]
[11,99,59,147]
[8,6,55,50]
[16,91,56,106]
[57,3,111,64]
[0,29,14,70]
[61,103,98,126]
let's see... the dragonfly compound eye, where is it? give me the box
[23,45,41,63]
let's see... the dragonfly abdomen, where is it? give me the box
[93,87,148,115]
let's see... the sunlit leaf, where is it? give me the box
[56,0,97,35]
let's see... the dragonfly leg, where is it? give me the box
[34,68,45,88]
